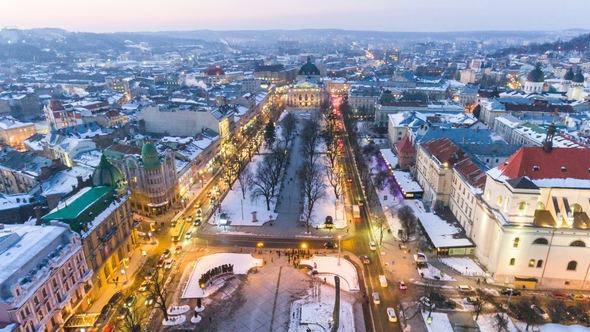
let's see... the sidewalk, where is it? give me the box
[86,239,159,313]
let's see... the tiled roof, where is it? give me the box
[454,159,486,190]
[421,137,467,165]
[395,135,415,154]
[496,147,590,180]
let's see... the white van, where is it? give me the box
[379,275,388,288]
[185,230,193,240]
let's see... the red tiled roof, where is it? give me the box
[496,147,590,180]
[454,159,486,190]
[50,100,65,111]
[421,137,467,165]
[396,135,415,154]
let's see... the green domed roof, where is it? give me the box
[92,154,125,187]
[573,69,585,83]
[298,57,320,76]
[564,68,574,81]
[527,62,545,83]
[142,142,161,170]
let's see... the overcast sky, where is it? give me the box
[2,0,590,33]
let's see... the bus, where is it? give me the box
[352,205,361,220]
[170,211,184,227]
[171,221,186,242]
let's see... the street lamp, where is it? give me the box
[337,235,342,266]
[257,242,264,254]
[121,269,129,284]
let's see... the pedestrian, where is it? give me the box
[346,229,349,233]
[271,257,273,263]
[477,278,480,285]
[208,317,212,323]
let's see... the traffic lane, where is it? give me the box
[194,234,337,251]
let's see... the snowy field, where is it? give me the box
[476,313,519,332]
[418,264,456,281]
[422,312,453,332]
[288,285,355,332]
[439,257,486,276]
[182,253,261,298]
[299,256,360,291]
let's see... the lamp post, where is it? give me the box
[121,268,128,284]
[257,242,264,254]
[337,235,342,266]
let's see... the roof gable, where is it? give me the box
[396,135,415,153]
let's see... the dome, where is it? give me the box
[92,154,125,187]
[298,57,320,76]
[142,142,161,171]
[526,62,545,83]
[573,69,585,83]
[563,68,574,81]
[205,66,225,76]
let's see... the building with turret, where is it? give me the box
[567,69,585,101]
[42,155,137,302]
[523,62,545,93]
[286,57,327,109]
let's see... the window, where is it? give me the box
[537,260,543,268]
[509,258,515,266]
[486,190,491,200]
[513,237,520,248]
[529,259,535,267]
[570,204,583,213]
[496,196,503,206]
[570,240,586,247]
[536,202,545,210]
[518,202,527,216]
[533,238,548,245]
[567,261,577,271]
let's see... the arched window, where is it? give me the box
[518,202,527,216]
[570,204,583,213]
[513,237,520,248]
[570,240,586,247]
[537,260,543,268]
[528,259,535,267]
[567,261,577,271]
[509,258,515,266]
[536,202,545,210]
[486,190,491,200]
[496,196,503,207]
[532,238,548,245]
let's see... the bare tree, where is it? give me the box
[298,160,327,233]
[116,302,150,332]
[325,166,342,201]
[361,142,380,162]
[516,300,544,331]
[472,289,495,321]
[397,205,417,241]
[320,128,338,169]
[279,112,298,147]
[145,260,171,322]
[250,157,276,211]
[214,152,244,190]
[264,121,276,148]
[493,313,510,332]
[237,169,253,199]
[300,115,322,164]
[373,169,391,191]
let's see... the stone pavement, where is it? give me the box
[172,249,366,332]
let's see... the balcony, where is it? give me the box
[100,227,119,243]
[81,269,93,282]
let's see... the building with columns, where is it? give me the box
[286,57,328,109]
[472,127,590,289]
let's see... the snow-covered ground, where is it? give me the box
[299,256,360,291]
[212,155,276,227]
[417,264,456,281]
[538,324,590,331]
[439,257,486,277]
[182,253,261,298]
[421,312,454,332]
[476,313,519,332]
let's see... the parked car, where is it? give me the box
[145,268,156,280]
[553,291,569,299]
[108,291,123,305]
[387,307,397,322]
[145,294,155,306]
[420,296,436,310]
[124,295,137,308]
[94,304,112,327]
[500,288,521,296]
[156,257,165,268]
[369,241,377,251]
[138,280,151,292]
[162,249,171,258]
[372,292,380,305]
[362,255,371,264]
[175,245,182,254]
[531,305,550,320]
[457,285,476,294]
[197,209,203,217]
[398,281,407,290]
[573,294,588,302]
[164,258,175,269]
[103,323,116,332]
[186,215,193,222]
[466,297,480,303]
[116,307,129,320]
[323,242,337,249]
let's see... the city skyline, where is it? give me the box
[2,0,590,33]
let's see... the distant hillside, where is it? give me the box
[493,33,590,57]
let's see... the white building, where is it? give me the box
[0,224,92,332]
[472,140,590,289]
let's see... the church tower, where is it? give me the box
[567,69,585,101]
[524,62,545,93]
[560,68,574,92]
